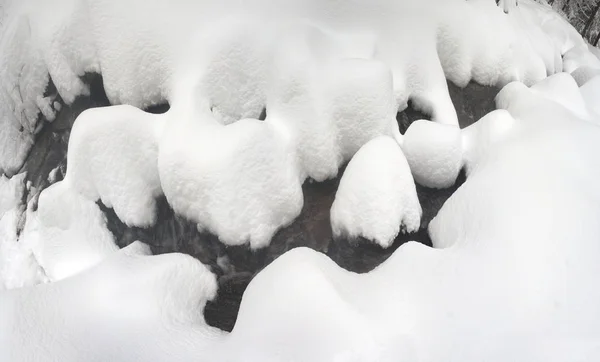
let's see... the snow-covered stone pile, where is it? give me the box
[2,0,600,360]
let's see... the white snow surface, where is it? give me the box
[4,75,600,361]
[22,181,118,281]
[402,120,463,189]
[0,0,590,175]
[330,136,422,248]
[571,65,600,86]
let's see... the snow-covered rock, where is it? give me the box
[66,105,164,227]
[461,109,516,175]
[402,120,463,189]
[330,136,421,248]
[158,102,303,249]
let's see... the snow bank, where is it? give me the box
[461,110,516,175]
[330,136,421,248]
[579,76,600,119]
[66,105,164,227]
[530,72,590,119]
[0,0,592,174]
[563,44,600,73]
[402,120,463,189]
[0,173,47,290]
[570,65,600,86]
[0,242,223,362]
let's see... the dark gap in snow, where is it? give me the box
[447,80,500,128]
[258,107,267,121]
[20,73,110,192]
[100,164,465,332]
[396,100,429,134]
[144,102,170,114]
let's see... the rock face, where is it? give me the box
[16,73,497,332]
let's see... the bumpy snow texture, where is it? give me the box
[2,0,600,361]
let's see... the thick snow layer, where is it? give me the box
[530,72,590,119]
[0,242,223,362]
[579,76,600,118]
[4,74,600,361]
[461,109,516,175]
[0,173,47,290]
[66,105,164,227]
[0,0,592,173]
[23,181,118,281]
[158,102,304,249]
[402,120,463,189]
[330,136,421,248]
[563,44,600,73]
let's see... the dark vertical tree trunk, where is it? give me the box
[594,26,600,45]
[583,1,600,40]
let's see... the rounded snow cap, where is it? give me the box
[402,120,462,189]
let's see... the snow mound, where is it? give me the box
[6,73,600,361]
[23,181,118,281]
[0,0,592,173]
[158,103,303,249]
[461,109,516,175]
[66,105,164,227]
[330,136,422,248]
[0,173,47,290]
[530,72,590,119]
[402,120,463,189]
[0,242,222,362]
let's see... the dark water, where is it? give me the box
[20,73,498,332]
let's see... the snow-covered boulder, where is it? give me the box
[330,136,421,248]
[402,120,463,189]
[158,104,303,249]
[66,105,164,227]
[461,109,516,175]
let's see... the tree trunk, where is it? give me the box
[583,0,600,40]
[594,27,600,45]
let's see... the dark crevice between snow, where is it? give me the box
[396,80,500,131]
[144,102,170,114]
[101,165,466,332]
[258,107,267,121]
